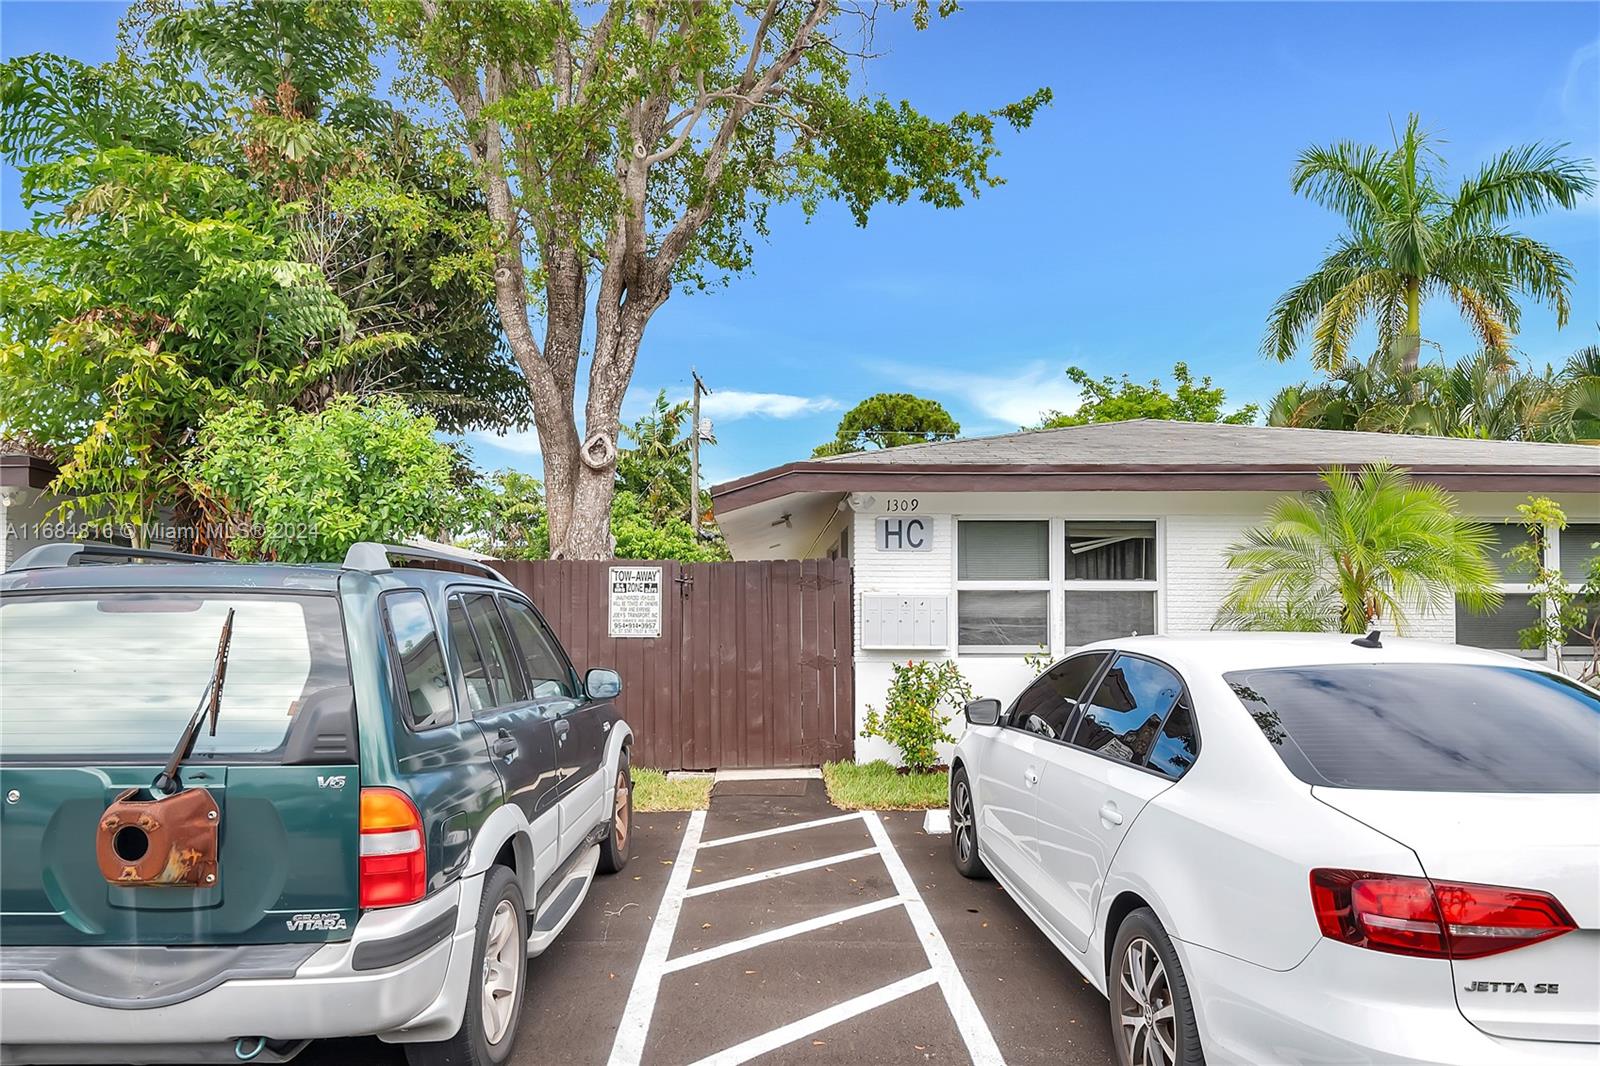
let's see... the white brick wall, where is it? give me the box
[1162,513,1251,634]
[841,488,1600,765]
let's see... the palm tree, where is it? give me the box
[1559,343,1600,442]
[1217,464,1500,634]
[1266,347,1579,442]
[616,389,702,523]
[1264,115,1594,373]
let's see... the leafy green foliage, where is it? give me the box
[1217,464,1501,635]
[0,147,375,534]
[611,491,728,561]
[1266,345,1595,442]
[814,393,960,456]
[862,659,974,772]
[186,394,462,562]
[1035,362,1257,428]
[1508,497,1587,666]
[617,390,695,522]
[462,468,549,560]
[1265,114,1595,372]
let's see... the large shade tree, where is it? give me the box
[377,0,1049,556]
[813,392,961,457]
[1263,114,1594,373]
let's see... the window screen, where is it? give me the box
[1226,664,1600,791]
[1455,593,1542,655]
[957,521,1048,580]
[1070,655,1183,764]
[1066,521,1156,580]
[384,591,454,729]
[1560,524,1600,578]
[958,590,1048,647]
[501,597,574,698]
[1010,652,1108,740]
[1486,522,1537,581]
[1064,590,1156,646]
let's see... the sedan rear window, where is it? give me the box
[0,592,349,757]
[1226,664,1600,792]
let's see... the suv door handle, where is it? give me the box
[1023,767,1039,788]
[1099,801,1124,827]
[553,719,570,745]
[491,729,519,760]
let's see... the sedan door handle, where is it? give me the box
[1023,767,1039,788]
[553,719,571,745]
[1099,801,1124,827]
[491,729,519,760]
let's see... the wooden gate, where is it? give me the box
[495,559,854,771]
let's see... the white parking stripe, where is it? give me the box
[683,970,940,1066]
[661,895,907,973]
[863,811,1006,1066]
[683,847,881,898]
[608,810,705,1066]
[696,811,865,849]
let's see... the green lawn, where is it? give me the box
[822,760,949,810]
[632,768,713,811]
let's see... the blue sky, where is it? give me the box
[4,1,1597,486]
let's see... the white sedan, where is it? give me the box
[949,634,1599,1066]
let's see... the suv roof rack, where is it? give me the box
[342,542,511,586]
[7,542,219,572]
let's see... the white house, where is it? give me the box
[710,420,1600,764]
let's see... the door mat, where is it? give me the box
[711,779,810,797]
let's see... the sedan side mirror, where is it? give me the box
[585,668,622,700]
[964,698,1001,727]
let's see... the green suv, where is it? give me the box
[0,542,634,1065]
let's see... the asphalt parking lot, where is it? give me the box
[305,780,1115,1065]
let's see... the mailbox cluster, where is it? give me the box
[860,594,949,649]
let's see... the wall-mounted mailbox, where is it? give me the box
[860,594,948,649]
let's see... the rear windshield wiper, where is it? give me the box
[153,608,235,795]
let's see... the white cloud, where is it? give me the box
[873,360,1082,430]
[469,427,541,456]
[699,390,840,421]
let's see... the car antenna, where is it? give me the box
[1350,629,1382,649]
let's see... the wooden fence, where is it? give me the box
[495,559,855,771]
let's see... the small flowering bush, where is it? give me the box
[861,659,974,773]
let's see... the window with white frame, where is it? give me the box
[956,520,1050,649]
[1064,521,1159,646]
[955,518,1161,652]
[1455,522,1600,657]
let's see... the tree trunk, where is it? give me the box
[1397,277,1423,373]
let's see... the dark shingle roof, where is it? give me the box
[811,419,1600,469]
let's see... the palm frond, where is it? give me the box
[1450,142,1598,232]
[1290,141,1392,232]
[1261,238,1380,366]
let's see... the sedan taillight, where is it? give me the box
[360,788,426,909]
[1311,868,1575,960]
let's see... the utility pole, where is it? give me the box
[689,370,711,534]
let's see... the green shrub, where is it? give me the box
[861,659,974,773]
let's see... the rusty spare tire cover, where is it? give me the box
[96,786,220,887]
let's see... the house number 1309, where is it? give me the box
[884,498,920,512]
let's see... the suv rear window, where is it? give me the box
[1226,664,1600,792]
[0,592,349,757]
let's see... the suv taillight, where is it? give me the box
[360,788,425,909]
[1311,869,1575,960]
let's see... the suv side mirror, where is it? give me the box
[585,668,622,700]
[964,698,1001,727]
